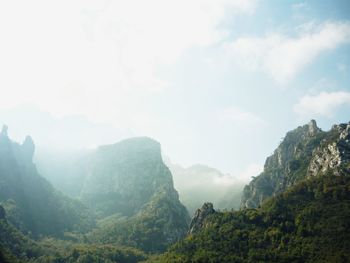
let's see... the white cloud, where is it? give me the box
[293,91,350,118]
[237,163,263,182]
[0,0,256,128]
[218,106,265,127]
[224,21,350,84]
[213,173,238,186]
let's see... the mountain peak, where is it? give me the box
[1,125,8,136]
[242,120,350,209]
[308,119,319,135]
[22,135,35,161]
[189,202,216,234]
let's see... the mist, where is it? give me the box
[0,0,350,262]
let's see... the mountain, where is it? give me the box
[151,121,350,262]
[241,120,350,208]
[79,137,190,252]
[0,129,189,260]
[167,162,245,215]
[0,125,93,238]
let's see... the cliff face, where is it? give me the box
[80,137,190,251]
[241,120,350,208]
[81,137,180,216]
[307,123,350,177]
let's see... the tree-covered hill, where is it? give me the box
[151,121,350,262]
[154,172,350,262]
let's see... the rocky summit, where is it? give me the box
[189,202,216,234]
[241,120,350,208]
[153,120,350,263]
[80,137,190,252]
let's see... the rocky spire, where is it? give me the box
[188,202,216,234]
[22,135,35,161]
[1,125,8,136]
[308,119,320,136]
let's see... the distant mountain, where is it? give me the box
[0,126,93,238]
[166,162,244,215]
[151,121,350,262]
[79,137,190,252]
[241,120,350,208]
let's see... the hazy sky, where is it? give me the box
[0,0,350,180]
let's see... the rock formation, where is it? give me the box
[241,120,350,208]
[80,137,190,251]
[189,202,216,234]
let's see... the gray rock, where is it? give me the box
[241,120,350,209]
[189,202,216,234]
[1,125,8,136]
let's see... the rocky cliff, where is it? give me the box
[241,120,350,208]
[0,125,93,237]
[80,137,190,252]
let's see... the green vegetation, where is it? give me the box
[155,173,350,262]
[1,122,350,262]
[0,219,148,263]
[88,188,190,253]
[0,132,189,262]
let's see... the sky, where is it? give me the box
[0,0,350,181]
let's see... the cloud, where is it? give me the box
[223,21,350,84]
[218,106,265,127]
[237,163,263,183]
[213,173,239,186]
[293,91,350,118]
[0,0,257,127]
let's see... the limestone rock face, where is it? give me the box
[80,137,190,250]
[241,120,350,209]
[81,137,181,216]
[189,202,216,234]
[308,123,350,177]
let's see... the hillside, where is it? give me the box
[151,121,350,262]
[155,173,350,262]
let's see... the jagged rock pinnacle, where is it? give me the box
[308,119,319,135]
[1,125,8,136]
[189,202,215,234]
[22,135,35,160]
